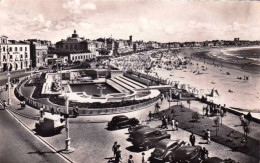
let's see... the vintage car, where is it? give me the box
[107,115,140,130]
[128,125,150,138]
[132,128,171,150]
[170,145,202,163]
[150,139,186,162]
[35,114,65,136]
[202,157,224,163]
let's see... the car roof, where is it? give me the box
[135,128,157,134]
[157,139,178,148]
[203,157,224,163]
[176,145,200,154]
[113,115,128,119]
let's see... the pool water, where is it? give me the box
[69,83,120,95]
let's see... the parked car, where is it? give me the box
[132,128,171,151]
[150,139,186,162]
[128,125,150,138]
[202,157,224,163]
[35,114,65,136]
[170,145,202,163]
[107,115,140,130]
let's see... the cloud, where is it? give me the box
[62,0,96,14]
[30,14,52,32]
[82,3,96,10]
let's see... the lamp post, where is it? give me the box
[167,88,172,109]
[59,59,63,94]
[30,59,32,77]
[62,94,75,153]
[7,45,11,105]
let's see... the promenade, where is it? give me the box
[0,80,259,162]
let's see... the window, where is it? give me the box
[10,55,13,59]
[25,54,28,58]
[38,59,40,63]
[15,47,17,51]
[3,47,5,52]
[25,47,27,51]
[20,47,22,51]
[21,55,23,58]
[10,47,12,51]
[3,55,6,60]
[72,56,74,60]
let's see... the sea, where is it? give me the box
[221,47,260,66]
[201,47,260,74]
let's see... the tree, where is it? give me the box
[214,117,220,136]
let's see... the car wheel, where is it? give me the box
[144,144,150,151]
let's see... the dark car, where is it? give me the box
[150,139,186,162]
[128,125,150,138]
[170,145,202,163]
[132,128,171,150]
[202,157,224,163]
[107,115,140,130]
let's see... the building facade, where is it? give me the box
[27,40,48,68]
[0,36,31,72]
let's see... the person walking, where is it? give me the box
[205,106,209,117]
[175,120,179,131]
[73,106,79,117]
[39,108,45,118]
[200,147,209,160]
[112,142,118,157]
[148,111,152,121]
[207,129,211,144]
[115,150,122,163]
[162,116,168,129]
[3,100,7,110]
[171,119,175,131]
[20,100,26,110]
[128,155,134,163]
[189,132,196,146]
[51,107,55,115]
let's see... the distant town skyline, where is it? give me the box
[0,0,259,43]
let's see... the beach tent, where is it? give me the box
[208,88,219,97]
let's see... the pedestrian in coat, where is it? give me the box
[128,155,134,163]
[205,106,209,117]
[207,129,211,144]
[148,111,152,121]
[175,120,179,131]
[20,100,26,110]
[189,132,196,146]
[39,108,45,118]
[115,151,122,163]
[112,141,118,157]
[3,100,7,110]
[172,119,175,131]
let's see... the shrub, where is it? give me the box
[192,112,200,122]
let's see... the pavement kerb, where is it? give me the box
[0,103,74,163]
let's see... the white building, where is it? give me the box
[0,36,31,72]
[70,53,95,62]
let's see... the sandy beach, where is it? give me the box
[153,47,260,112]
[113,48,260,114]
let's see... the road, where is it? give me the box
[0,70,31,86]
[0,109,67,163]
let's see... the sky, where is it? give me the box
[0,0,259,43]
